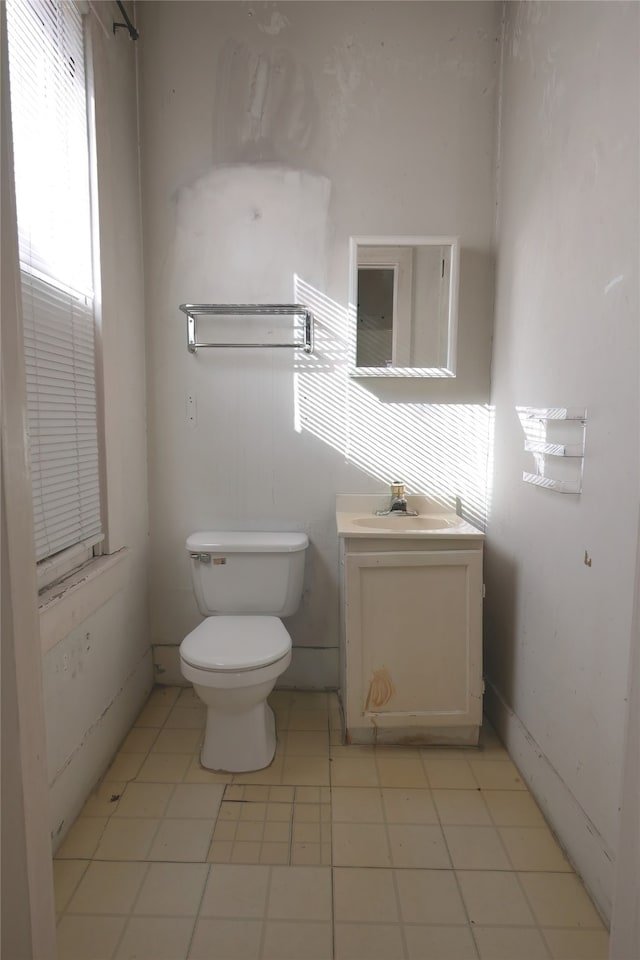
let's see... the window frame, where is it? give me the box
[6,0,107,594]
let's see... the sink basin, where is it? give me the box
[351,515,463,532]
[336,496,484,540]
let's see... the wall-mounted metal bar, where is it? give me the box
[179,304,314,355]
[113,0,139,40]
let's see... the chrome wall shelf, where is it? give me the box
[522,407,586,422]
[522,472,583,495]
[179,303,314,354]
[519,406,587,494]
[524,440,585,458]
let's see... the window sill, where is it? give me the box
[39,547,131,655]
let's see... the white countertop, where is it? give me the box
[336,494,485,540]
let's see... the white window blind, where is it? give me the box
[6,0,102,563]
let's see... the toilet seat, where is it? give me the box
[180,616,291,672]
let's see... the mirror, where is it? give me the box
[349,235,459,377]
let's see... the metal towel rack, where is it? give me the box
[179,304,314,354]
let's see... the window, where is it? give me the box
[6,0,102,588]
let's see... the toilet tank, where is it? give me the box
[186,531,308,617]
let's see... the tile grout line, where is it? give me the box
[493,802,522,874]
[372,751,394,869]
[326,702,336,958]
[511,870,567,959]
[433,775,520,931]
[390,868,410,960]
[186,861,213,959]
[257,864,274,960]
[54,858,90,916]
[107,860,153,959]
[374,747,409,959]
[436,806,482,960]
[452,761,565,943]
[286,791,293,866]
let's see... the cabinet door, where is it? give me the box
[345,549,482,729]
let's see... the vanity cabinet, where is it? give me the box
[340,537,483,745]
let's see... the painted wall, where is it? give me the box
[41,14,152,849]
[484,1,639,921]
[138,1,499,687]
[610,515,640,957]
[2,8,56,945]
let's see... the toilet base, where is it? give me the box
[200,700,277,773]
[180,644,291,774]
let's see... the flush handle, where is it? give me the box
[189,552,210,563]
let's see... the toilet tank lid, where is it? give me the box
[186,531,309,553]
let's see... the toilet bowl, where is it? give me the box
[180,616,292,771]
[179,531,308,772]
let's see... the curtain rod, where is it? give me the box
[113,0,138,41]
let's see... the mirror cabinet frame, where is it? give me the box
[348,235,460,378]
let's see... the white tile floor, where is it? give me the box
[54,687,609,959]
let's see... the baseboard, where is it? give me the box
[279,646,339,689]
[152,644,186,685]
[484,679,614,924]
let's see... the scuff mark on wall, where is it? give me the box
[604,275,623,295]
[248,55,270,125]
[257,10,289,37]
[510,0,546,63]
[49,649,150,793]
[213,40,317,164]
[323,37,362,148]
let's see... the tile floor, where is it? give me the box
[54,687,609,959]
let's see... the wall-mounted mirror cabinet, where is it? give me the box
[349,236,459,377]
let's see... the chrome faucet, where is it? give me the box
[376,482,419,517]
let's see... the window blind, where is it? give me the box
[6,0,102,563]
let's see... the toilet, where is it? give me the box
[179,531,308,772]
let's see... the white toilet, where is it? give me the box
[179,531,308,772]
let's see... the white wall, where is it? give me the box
[139,1,499,687]
[42,13,152,849]
[484,1,639,922]
[610,515,640,957]
[2,7,56,949]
